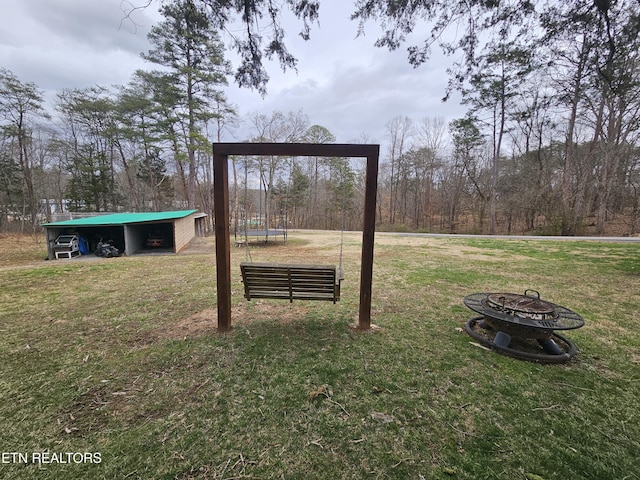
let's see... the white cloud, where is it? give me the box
[0,0,467,150]
[23,0,156,54]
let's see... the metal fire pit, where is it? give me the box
[463,290,585,363]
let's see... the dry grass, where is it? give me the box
[1,232,639,479]
[0,233,48,268]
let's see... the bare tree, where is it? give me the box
[245,110,309,236]
[385,116,414,226]
[416,117,447,229]
[0,69,49,229]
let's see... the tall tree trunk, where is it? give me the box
[490,73,507,235]
[116,141,140,211]
[561,35,589,235]
[19,133,37,227]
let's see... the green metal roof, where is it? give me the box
[42,210,198,227]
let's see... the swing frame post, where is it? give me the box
[213,143,379,332]
[359,147,379,330]
[213,147,232,332]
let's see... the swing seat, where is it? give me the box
[240,262,342,303]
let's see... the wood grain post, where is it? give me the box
[358,148,379,330]
[213,149,232,331]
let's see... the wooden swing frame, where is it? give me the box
[213,143,379,332]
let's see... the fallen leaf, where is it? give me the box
[370,411,395,423]
[525,474,545,480]
[309,384,332,399]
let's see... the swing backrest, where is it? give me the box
[240,262,341,303]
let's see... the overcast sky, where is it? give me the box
[0,0,467,149]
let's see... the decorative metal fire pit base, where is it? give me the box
[465,316,578,364]
[463,290,585,364]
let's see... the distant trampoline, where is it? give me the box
[235,229,287,244]
[242,230,287,237]
[244,229,286,237]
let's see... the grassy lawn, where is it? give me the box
[1,232,639,479]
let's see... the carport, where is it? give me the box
[42,210,201,259]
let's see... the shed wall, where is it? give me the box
[124,225,143,256]
[174,213,196,252]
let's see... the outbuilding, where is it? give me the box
[42,210,205,259]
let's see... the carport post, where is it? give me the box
[213,150,232,331]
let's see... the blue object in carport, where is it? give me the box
[78,236,89,255]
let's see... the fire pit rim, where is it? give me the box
[463,291,585,331]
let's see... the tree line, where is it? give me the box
[1,0,639,235]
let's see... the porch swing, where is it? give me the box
[239,158,345,304]
[240,261,343,303]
